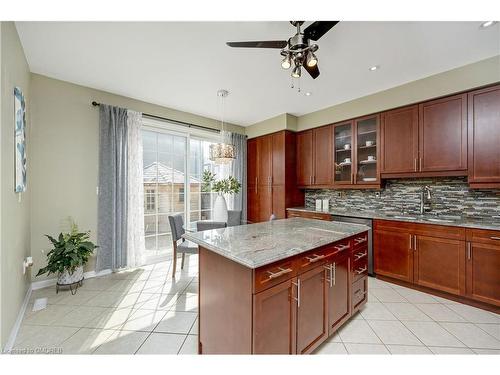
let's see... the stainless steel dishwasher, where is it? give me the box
[331,215,374,276]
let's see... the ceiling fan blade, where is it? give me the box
[303,59,320,79]
[226,40,288,49]
[303,21,339,41]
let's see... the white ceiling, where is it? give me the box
[15,21,500,126]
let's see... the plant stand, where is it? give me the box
[56,277,84,295]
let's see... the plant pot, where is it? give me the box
[213,194,228,222]
[57,265,84,286]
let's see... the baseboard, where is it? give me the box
[31,268,112,290]
[3,285,32,353]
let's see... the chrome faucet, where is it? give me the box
[420,185,432,215]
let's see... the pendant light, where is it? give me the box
[209,89,236,164]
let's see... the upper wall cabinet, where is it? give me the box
[419,94,467,173]
[381,94,467,178]
[467,84,500,189]
[297,126,333,187]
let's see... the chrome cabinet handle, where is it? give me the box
[414,235,417,251]
[414,158,417,171]
[333,262,336,286]
[334,244,350,252]
[324,264,333,288]
[266,267,292,279]
[467,242,471,260]
[355,266,367,274]
[292,279,301,307]
[354,252,367,261]
[306,254,325,263]
[354,236,367,244]
[490,236,500,240]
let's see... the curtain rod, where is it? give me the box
[91,101,220,134]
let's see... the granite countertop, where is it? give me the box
[182,218,370,269]
[287,207,500,231]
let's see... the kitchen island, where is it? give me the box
[183,217,370,354]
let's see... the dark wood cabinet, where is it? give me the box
[466,229,500,307]
[374,227,414,283]
[327,253,350,334]
[296,266,329,354]
[296,130,314,186]
[253,278,297,354]
[414,235,466,296]
[313,126,333,185]
[247,131,303,223]
[381,105,419,174]
[419,94,467,173]
[468,84,500,189]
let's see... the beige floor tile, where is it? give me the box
[120,309,167,332]
[136,332,186,354]
[183,282,198,294]
[54,306,109,328]
[368,277,394,289]
[86,291,142,309]
[392,287,440,303]
[59,328,115,354]
[325,332,341,343]
[383,302,432,321]
[84,307,135,329]
[414,303,466,322]
[403,321,466,347]
[107,280,146,293]
[315,342,348,354]
[154,311,198,334]
[23,304,75,326]
[445,303,500,324]
[440,322,500,349]
[170,294,198,312]
[360,302,397,321]
[368,320,422,346]
[137,293,179,310]
[428,346,475,354]
[80,277,122,291]
[178,334,199,354]
[344,343,389,354]
[370,288,408,303]
[13,325,79,351]
[337,320,381,344]
[55,290,102,306]
[472,348,500,354]
[387,345,432,354]
[189,318,198,335]
[29,288,70,305]
[476,324,500,341]
[93,330,149,354]
[155,280,191,295]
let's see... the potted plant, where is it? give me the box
[202,170,241,222]
[36,221,98,293]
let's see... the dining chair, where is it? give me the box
[168,214,198,277]
[227,210,242,227]
[196,221,227,231]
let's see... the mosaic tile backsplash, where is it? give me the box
[305,177,500,220]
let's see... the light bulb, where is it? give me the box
[306,51,318,67]
[291,65,301,78]
[281,55,291,69]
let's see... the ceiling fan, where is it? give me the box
[227,21,339,79]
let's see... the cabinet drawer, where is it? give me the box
[374,219,465,240]
[352,232,368,249]
[352,276,368,311]
[352,247,368,279]
[286,210,331,221]
[466,228,500,247]
[254,258,297,293]
[296,244,338,274]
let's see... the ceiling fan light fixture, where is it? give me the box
[306,51,318,67]
[291,65,301,78]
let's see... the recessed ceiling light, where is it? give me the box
[369,65,380,71]
[305,92,312,96]
[480,21,497,29]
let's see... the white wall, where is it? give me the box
[0,21,32,348]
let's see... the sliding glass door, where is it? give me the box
[142,124,223,262]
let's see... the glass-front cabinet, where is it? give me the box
[332,115,380,187]
[333,121,354,185]
[355,115,380,184]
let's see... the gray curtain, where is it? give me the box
[229,132,247,221]
[96,104,129,271]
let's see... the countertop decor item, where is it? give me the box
[202,170,241,222]
[36,220,98,294]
